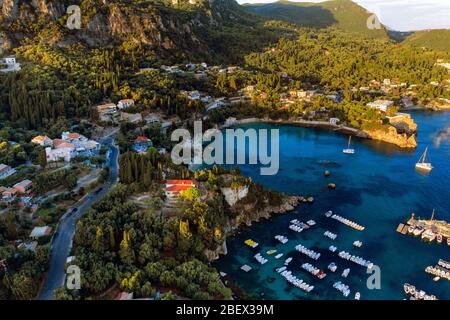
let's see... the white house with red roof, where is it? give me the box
[165,180,197,199]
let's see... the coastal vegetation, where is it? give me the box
[57,161,291,300]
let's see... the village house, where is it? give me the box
[117,99,135,110]
[0,163,16,179]
[96,103,118,122]
[2,188,18,204]
[144,114,161,125]
[13,179,33,195]
[367,100,394,113]
[61,132,100,154]
[165,180,197,199]
[133,136,153,153]
[30,226,52,239]
[46,145,75,162]
[369,80,381,87]
[0,56,21,73]
[206,98,227,112]
[120,112,143,124]
[401,96,414,108]
[45,132,99,162]
[31,135,53,147]
[187,90,201,100]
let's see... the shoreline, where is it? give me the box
[222,117,364,137]
[221,117,419,149]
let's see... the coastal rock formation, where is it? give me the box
[229,195,302,230]
[364,126,417,148]
[204,195,302,262]
[221,186,249,207]
[426,99,450,111]
[204,240,228,261]
[388,114,418,134]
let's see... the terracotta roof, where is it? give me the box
[67,132,81,139]
[31,135,50,143]
[166,180,195,186]
[134,136,150,143]
[166,185,193,193]
[53,139,75,149]
[13,179,32,189]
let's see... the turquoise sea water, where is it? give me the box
[213,111,450,300]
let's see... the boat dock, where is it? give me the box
[396,223,408,234]
[398,213,450,245]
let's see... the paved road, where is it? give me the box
[38,136,119,300]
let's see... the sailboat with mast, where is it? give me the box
[343,136,355,154]
[415,147,433,172]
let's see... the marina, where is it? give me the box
[214,112,450,300]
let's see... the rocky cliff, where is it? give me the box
[204,194,302,261]
[364,125,417,148]
[0,0,279,62]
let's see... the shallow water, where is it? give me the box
[213,111,450,300]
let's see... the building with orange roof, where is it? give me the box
[31,135,53,147]
[165,180,197,199]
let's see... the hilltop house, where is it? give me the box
[367,100,394,113]
[0,164,16,179]
[165,180,197,199]
[31,135,53,147]
[117,99,135,110]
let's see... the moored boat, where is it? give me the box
[415,147,433,172]
[343,136,355,154]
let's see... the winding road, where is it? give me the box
[38,136,119,300]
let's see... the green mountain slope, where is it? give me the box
[402,29,450,51]
[0,0,293,63]
[243,0,388,39]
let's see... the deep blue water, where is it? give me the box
[213,111,450,300]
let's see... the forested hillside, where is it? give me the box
[244,0,388,39]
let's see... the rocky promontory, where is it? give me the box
[364,125,417,148]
